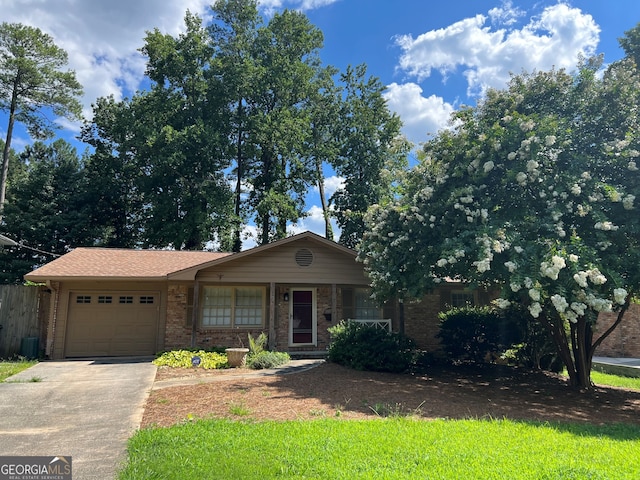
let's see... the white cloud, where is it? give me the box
[289,205,340,242]
[0,0,212,120]
[259,0,339,14]
[488,0,525,27]
[384,82,454,143]
[317,175,344,198]
[0,0,338,131]
[395,3,600,97]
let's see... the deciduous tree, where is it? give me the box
[360,53,640,389]
[332,64,407,248]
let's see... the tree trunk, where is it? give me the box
[316,157,333,239]
[540,312,578,387]
[542,297,632,390]
[0,79,19,221]
[571,320,592,389]
[233,100,244,253]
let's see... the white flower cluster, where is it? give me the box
[583,294,612,313]
[529,302,542,318]
[519,119,535,132]
[565,301,587,323]
[573,268,607,287]
[623,195,635,210]
[594,221,619,231]
[550,294,569,313]
[494,298,511,309]
[473,258,491,273]
[540,255,566,280]
[614,288,628,305]
[436,249,466,268]
[504,261,517,272]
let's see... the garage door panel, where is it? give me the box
[66,291,160,357]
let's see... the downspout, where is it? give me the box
[190,279,200,348]
[45,280,60,359]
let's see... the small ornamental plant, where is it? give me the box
[153,350,228,369]
[245,333,290,370]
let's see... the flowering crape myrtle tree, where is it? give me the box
[360,53,640,389]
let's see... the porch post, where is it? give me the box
[269,282,276,350]
[190,279,200,348]
[331,284,337,323]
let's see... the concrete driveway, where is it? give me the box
[0,358,157,480]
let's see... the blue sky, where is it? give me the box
[1,0,639,247]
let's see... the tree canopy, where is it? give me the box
[81,1,403,250]
[0,22,83,215]
[359,43,640,388]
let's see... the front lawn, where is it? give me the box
[0,359,37,382]
[592,370,640,390]
[119,418,640,479]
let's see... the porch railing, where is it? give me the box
[348,318,392,332]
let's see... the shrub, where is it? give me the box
[245,332,290,370]
[153,349,228,369]
[499,305,563,372]
[247,351,291,369]
[437,306,523,364]
[327,320,416,373]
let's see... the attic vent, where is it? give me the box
[295,248,314,267]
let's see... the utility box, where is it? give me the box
[20,336,39,359]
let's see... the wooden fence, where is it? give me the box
[0,285,50,359]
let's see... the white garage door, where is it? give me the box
[65,291,160,357]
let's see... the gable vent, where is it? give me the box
[295,248,314,267]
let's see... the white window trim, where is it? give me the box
[201,285,266,329]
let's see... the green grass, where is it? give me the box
[591,370,640,390]
[0,359,37,382]
[120,368,640,479]
[119,418,640,479]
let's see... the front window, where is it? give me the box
[343,287,382,320]
[202,286,264,328]
[450,290,475,308]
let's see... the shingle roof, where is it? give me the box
[25,248,232,282]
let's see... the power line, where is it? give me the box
[16,242,61,258]
[1,234,61,257]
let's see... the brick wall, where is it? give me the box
[164,284,191,349]
[165,284,337,353]
[404,293,443,352]
[594,304,640,358]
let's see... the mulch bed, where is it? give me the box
[142,362,640,428]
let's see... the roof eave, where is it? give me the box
[23,274,169,283]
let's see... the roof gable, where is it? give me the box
[169,232,357,281]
